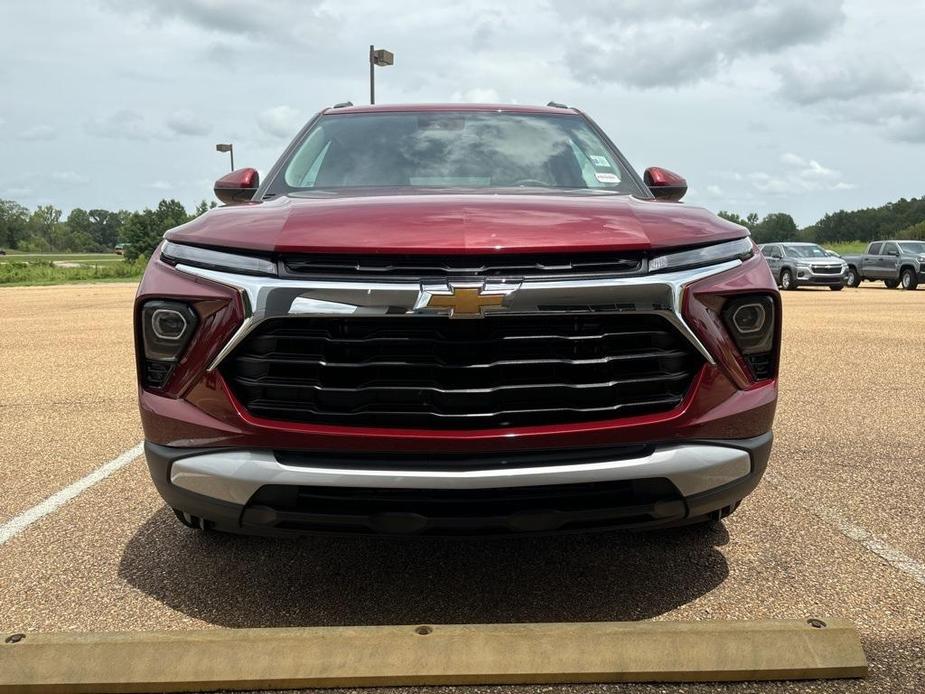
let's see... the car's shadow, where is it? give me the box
[119,507,730,628]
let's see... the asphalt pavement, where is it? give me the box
[0,281,923,693]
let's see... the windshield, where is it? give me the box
[898,242,925,254]
[784,244,831,259]
[276,112,642,194]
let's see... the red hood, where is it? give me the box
[166,192,747,255]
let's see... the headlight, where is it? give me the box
[160,240,276,277]
[649,237,753,273]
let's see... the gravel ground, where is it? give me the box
[0,282,923,693]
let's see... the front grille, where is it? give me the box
[222,314,703,429]
[811,265,842,275]
[281,252,644,280]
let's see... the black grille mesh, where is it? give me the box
[222,314,702,429]
[281,252,643,280]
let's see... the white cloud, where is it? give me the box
[745,153,854,195]
[0,186,34,198]
[19,125,57,141]
[50,171,90,185]
[148,180,172,190]
[256,105,303,139]
[554,0,845,88]
[775,56,925,143]
[166,110,211,136]
[450,88,502,103]
[86,110,155,140]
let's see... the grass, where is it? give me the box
[0,258,146,286]
[0,252,124,264]
[823,241,870,255]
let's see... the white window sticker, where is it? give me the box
[590,155,611,167]
[595,172,620,184]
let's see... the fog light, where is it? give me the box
[141,300,198,370]
[151,308,189,340]
[730,303,767,334]
[721,294,776,381]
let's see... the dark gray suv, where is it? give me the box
[760,243,847,291]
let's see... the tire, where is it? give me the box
[780,269,796,290]
[846,267,861,287]
[830,285,844,291]
[901,268,919,290]
[885,279,899,289]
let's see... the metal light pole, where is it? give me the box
[369,46,394,104]
[215,143,234,171]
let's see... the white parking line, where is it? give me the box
[766,473,925,587]
[0,442,144,546]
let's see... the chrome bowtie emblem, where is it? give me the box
[414,281,519,318]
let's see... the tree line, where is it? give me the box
[0,198,215,261]
[2,193,924,262]
[718,195,925,245]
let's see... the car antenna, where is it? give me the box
[546,101,569,109]
[332,101,354,109]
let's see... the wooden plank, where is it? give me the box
[0,619,867,693]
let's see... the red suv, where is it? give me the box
[135,103,779,536]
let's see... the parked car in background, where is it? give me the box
[760,242,847,290]
[843,241,925,290]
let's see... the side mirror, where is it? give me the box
[214,167,259,205]
[643,167,687,202]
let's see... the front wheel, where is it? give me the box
[885,279,899,289]
[846,267,861,287]
[901,268,919,290]
[780,269,796,290]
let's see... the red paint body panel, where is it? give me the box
[166,193,749,256]
[137,103,777,468]
[137,255,778,452]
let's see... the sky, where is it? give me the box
[1,0,923,227]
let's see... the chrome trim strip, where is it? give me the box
[174,258,742,370]
[169,444,752,505]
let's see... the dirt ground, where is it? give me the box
[1,281,923,693]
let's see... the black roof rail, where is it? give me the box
[332,101,354,109]
[546,101,569,109]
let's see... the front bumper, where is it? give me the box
[794,267,847,285]
[145,433,772,536]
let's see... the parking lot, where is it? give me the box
[1,282,923,692]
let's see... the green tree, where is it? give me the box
[193,200,217,217]
[25,205,66,251]
[896,220,925,240]
[717,211,760,231]
[717,211,748,228]
[87,209,123,249]
[65,208,96,251]
[123,199,190,261]
[751,213,799,244]
[0,199,30,249]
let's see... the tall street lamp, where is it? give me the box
[369,45,394,105]
[215,143,234,171]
